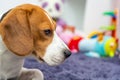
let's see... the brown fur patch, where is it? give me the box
[0,4,56,58]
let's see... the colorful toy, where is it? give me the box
[79,34,117,58]
[39,0,64,19]
[39,0,66,26]
[82,12,118,57]
[102,10,118,38]
[68,36,83,53]
[58,25,75,44]
[88,31,100,39]
[68,32,117,58]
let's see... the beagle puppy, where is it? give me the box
[0,4,71,80]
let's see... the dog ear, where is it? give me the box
[0,9,33,56]
[0,9,12,22]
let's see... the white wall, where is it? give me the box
[61,0,86,30]
[0,0,40,17]
[83,0,113,34]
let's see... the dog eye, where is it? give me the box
[44,29,52,36]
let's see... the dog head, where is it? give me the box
[0,4,71,66]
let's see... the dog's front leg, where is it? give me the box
[18,68,44,80]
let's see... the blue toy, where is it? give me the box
[78,34,117,58]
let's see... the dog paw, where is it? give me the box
[18,68,44,80]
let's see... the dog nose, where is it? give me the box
[64,50,71,58]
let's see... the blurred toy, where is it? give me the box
[102,10,118,38]
[100,25,115,36]
[88,31,100,39]
[84,12,119,57]
[79,33,117,58]
[57,25,75,44]
[68,32,117,57]
[61,25,86,45]
[39,0,64,19]
[68,36,83,53]
[39,0,66,26]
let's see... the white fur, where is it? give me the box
[0,32,68,79]
[0,36,24,79]
[0,36,43,80]
[43,32,68,66]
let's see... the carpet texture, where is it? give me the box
[24,53,120,80]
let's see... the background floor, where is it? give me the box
[24,53,120,80]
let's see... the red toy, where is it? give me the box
[68,36,83,53]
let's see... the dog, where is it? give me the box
[0,4,71,80]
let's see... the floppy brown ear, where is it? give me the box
[0,9,33,56]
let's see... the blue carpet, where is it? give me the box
[24,53,120,80]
